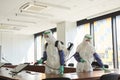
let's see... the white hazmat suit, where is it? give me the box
[74,34,106,72]
[35,30,65,74]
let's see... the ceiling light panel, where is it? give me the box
[20,10,53,17]
[16,13,48,19]
[0,25,20,31]
[7,18,36,24]
[0,23,27,28]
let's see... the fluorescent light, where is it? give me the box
[15,13,47,19]
[7,18,36,24]
[0,28,20,31]
[0,23,27,27]
[20,10,53,17]
[0,24,21,31]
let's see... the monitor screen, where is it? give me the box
[10,64,28,73]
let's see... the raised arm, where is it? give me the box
[93,52,104,67]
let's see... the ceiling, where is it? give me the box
[0,0,120,35]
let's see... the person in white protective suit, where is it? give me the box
[73,34,108,72]
[35,30,66,74]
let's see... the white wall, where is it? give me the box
[57,21,77,46]
[57,22,66,44]
[0,31,34,65]
[57,21,77,67]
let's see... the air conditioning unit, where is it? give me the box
[19,2,47,12]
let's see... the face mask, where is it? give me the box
[44,34,49,38]
[45,37,51,42]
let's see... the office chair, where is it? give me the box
[100,73,120,80]
[43,77,71,80]
[4,63,12,65]
[0,78,8,80]
[68,63,74,67]
[24,62,30,65]
[91,61,109,68]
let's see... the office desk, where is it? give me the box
[4,64,102,73]
[0,68,17,80]
[4,65,76,73]
[1,67,119,80]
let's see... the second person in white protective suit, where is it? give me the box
[73,34,108,72]
[35,30,65,74]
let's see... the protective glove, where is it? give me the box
[80,59,86,63]
[102,66,111,72]
[34,59,43,65]
[38,59,43,64]
[59,65,64,74]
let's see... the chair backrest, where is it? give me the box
[4,63,12,65]
[100,73,120,80]
[91,61,109,68]
[68,63,74,67]
[91,61,101,67]
[43,77,71,80]
[104,64,109,68]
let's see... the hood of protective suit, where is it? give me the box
[82,34,92,46]
[76,34,95,56]
[43,30,56,44]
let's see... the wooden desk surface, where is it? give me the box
[1,67,119,80]
[4,65,76,73]
[3,64,102,73]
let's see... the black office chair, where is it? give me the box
[104,64,109,68]
[24,62,30,65]
[100,73,120,80]
[0,78,8,80]
[91,61,109,68]
[4,63,12,65]
[68,63,74,67]
[43,77,71,80]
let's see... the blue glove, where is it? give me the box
[80,59,86,63]
[59,65,64,74]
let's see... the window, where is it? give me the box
[116,15,120,68]
[75,23,90,45]
[36,35,42,60]
[70,23,90,67]
[94,18,113,69]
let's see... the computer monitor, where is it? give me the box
[10,63,29,73]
